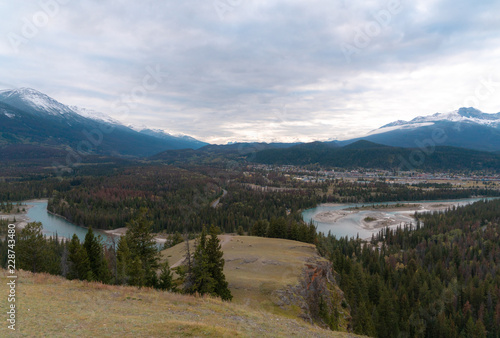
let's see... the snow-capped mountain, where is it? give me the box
[0,87,209,157]
[70,106,123,125]
[0,88,77,117]
[380,108,500,129]
[125,124,207,149]
[138,128,208,149]
[339,107,500,152]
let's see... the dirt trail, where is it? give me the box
[171,234,233,268]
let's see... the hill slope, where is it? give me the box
[0,269,355,337]
[251,141,500,171]
[162,236,351,331]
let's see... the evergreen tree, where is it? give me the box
[116,236,131,285]
[187,227,215,295]
[250,220,268,237]
[17,222,48,273]
[158,260,173,291]
[83,227,111,283]
[125,210,160,287]
[206,226,232,301]
[128,257,145,287]
[186,226,232,300]
[67,234,92,281]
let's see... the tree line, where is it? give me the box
[0,211,231,301]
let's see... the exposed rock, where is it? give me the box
[272,257,352,332]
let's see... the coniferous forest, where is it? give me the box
[1,158,499,336]
[317,198,500,337]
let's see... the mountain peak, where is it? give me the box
[380,107,500,129]
[456,107,499,120]
[0,87,75,117]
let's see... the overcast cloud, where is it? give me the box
[1,0,499,143]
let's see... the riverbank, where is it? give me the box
[104,227,167,245]
[311,200,476,234]
[0,199,47,229]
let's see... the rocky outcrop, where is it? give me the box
[273,257,352,332]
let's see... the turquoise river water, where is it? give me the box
[301,198,498,239]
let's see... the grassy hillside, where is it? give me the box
[162,236,351,330]
[0,269,357,337]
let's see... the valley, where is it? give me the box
[0,88,499,337]
[3,0,500,336]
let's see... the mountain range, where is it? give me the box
[0,88,499,166]
[337,107,500,152]
[249,140,500,171]
[0,88,207,158]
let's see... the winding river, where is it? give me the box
[25,200,115,243]
[302,197,498,239]
[19,197,497,243]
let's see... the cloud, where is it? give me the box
[1,0,499,143]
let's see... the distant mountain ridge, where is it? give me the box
[381,107,500,128]
[340,107,500,152]
[0,88,207,157]
[250,140,500,171]
[139,128,208,149]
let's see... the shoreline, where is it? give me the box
[104,227,167,245]
[0,201,40,229]
[311,200,478,235]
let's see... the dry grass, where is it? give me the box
[0,269,360,337]
[162,236,330,318]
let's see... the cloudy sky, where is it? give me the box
[1,0,499,144]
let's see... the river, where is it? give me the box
[302,197,498,239]
[21,197,497,243]
[25,200,116,244]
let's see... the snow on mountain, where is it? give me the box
[70,106,122,125]
[0,88,76,117]
[138,128,208,148]
[0,87,123,127]
[380,107,500,131]
[367,122,435,136]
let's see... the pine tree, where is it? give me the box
[125,210,160,287]
[67,234,92,281]
[83,227,111,283]
[158,260,173,291]
[206,226,232,300]
[17,222,48,273]
[116,236,131,285]
[128,257,145,287]
[251,220,268,237]
[187,227,215,295]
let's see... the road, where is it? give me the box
[210,189,228,208]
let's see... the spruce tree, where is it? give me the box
[187,227,215,295]
[83,227,111,283]
[116,236,131,285]
[251,220,268,237]
[206,226,232,301]
[128,257,145,287]
[67,234,92,281]
[17,222,48,273]
[125,210,159,287]
[158,260,173,291]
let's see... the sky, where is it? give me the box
[0,0,499,144]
